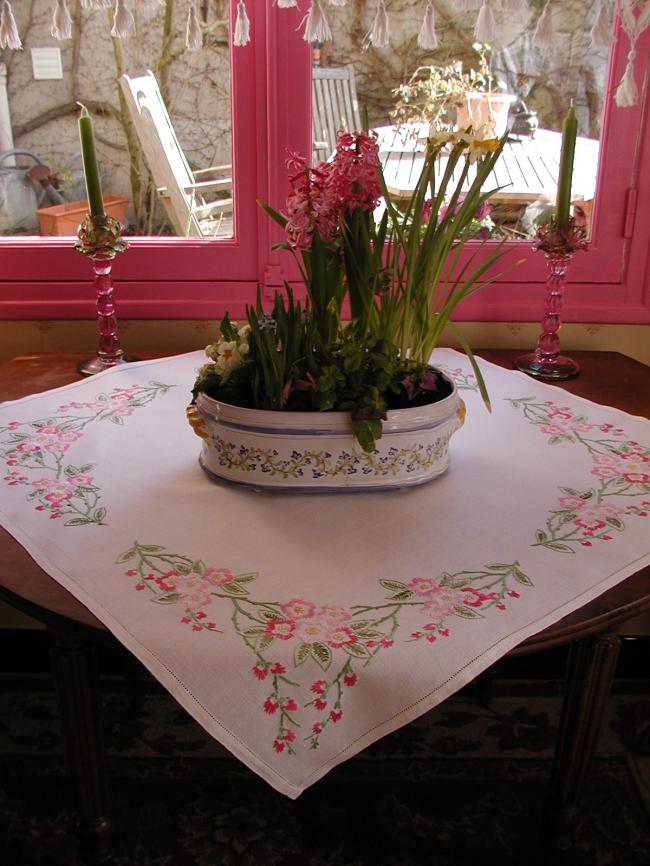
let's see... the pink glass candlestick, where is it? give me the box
[75,213,131,377]
[78,255,127,376]
[515,217,588,381]
[515,252,579,380]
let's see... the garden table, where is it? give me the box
[0,350,650,862]
[375,124,600,207]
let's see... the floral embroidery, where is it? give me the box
[1,382,171,526]
[508,398,650,553]
[435,365,479,392]
[117,544,531,753]
[212,435,452,480]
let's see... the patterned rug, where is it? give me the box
[0,674,648,866]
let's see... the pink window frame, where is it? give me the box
[0,5,648,326]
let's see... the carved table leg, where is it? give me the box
[544,632,621,858]
[48,625,114,864]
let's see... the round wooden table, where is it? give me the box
[1,349,649,863]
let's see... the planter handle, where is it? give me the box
[186,405,208,439]
[456,398,466,431]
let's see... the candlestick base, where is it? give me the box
[514,352,580,381]
[77,353,140,377]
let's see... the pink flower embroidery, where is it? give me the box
[327,626,357,649]
[558,494,587,511]
[202,567,235,587]
[539,422,569,436]
[317,604,352,624]
[280,598,316,619]
[421,586,467,618]
[407,577,441,596]
[547,407,572,420]
[462,587,497,608]
[264,697,279,714]
[295,618,330,643]
[264,618,296,640]
[171,574,214,609]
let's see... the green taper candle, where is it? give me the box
[555,102,577,228]
[78,103,105,217]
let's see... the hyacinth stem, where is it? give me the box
[515,252,580,380]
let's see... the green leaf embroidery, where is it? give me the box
[388,590,413,601]
[353,629,382,639]
[116,548,136,563]
[152,592,180,604]
[257,634,274,651]
[544,542,575,553]
[343,642,371,658]
[379,579,408,593]
[454,605,483,619]
[242,626,267,638]
[64,517,94,526]
[293,642,311,667]
[220,582,250,597]
[257,608,281,621]
[513,568,534,587]
[234,572,258,584]
[310,641,333,671]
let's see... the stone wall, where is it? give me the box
[320,0,609,137]
[2,0,232,231]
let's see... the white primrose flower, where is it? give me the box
[215,340,243,380]
[205,341,221,362]
[198,362,219,379]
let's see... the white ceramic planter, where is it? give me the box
[188,373,465,492]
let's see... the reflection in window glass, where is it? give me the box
[313,1,609,240]
[0,1,232,239]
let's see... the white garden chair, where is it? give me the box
[120,71,233,238]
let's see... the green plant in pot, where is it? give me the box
[189,127,516,490]
[392,44,512,137]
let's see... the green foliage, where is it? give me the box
[193,125,520,453]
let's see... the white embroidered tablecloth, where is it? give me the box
[1,350,649,798]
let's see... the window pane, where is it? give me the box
[312,1,609,240]
[1,1,232,239]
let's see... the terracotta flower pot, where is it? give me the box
[187,370,466,492]
[456,92,516,138]
[35,195,129,236]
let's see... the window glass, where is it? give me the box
[0,1,233,239]
[313,1,609,240]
